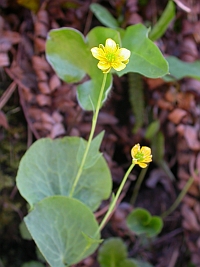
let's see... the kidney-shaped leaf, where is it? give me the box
[98,238,127,267]
[119,24,169,78]
[25,196,101,267]
[164,56,200,81]
[46,27,113,111]
[126,208,163,237]
[16,137,112,211]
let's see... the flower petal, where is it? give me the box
[131,144,140,158]
[91,47,105,60]
[97,61,111,72]
[112,61,126,71]
[118,48,131,61]
[141,146,151,156]
[105,38,117,52]
[138,162,148,168]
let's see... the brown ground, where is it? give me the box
[0,0,200,267]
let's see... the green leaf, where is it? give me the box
[119,24,169,78]
[19,221,32,240]
[16,137,112,211]
[164,56,200,81]
[145,120,160,140]
[25,196,100,267]
[126,208,163,237]
[21,261,45,267]
[119,259,138,267]
[151,131,165,163]
[90,3,119,29]
[46,28,88,83]
[128,73,145,133]
[77,73,113,110]
[77,131,104,169]
[132,259,154,267]
[46,27,113,111]
[149,1,175,41]
[17,0,40,13]
[98,238,127,267]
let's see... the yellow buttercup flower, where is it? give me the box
[91,38,131,73]
[131,144,152,168]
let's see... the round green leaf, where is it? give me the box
[119,24,169,78]
[21,261,45,267]
[126,208,163,237]
[98,238,127,267]
[16,137,112,211]
[165,56,200,81]
[46,28,88,83]
[46,27,113,111]
[25,196,101,267]
[90,3,120,29]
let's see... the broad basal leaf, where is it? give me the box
[16,137,112,211]
[126,208,163,237]
[119,24,169,78]
[98,238,127,267]
[164,56,200,81]
[25,196,100,267]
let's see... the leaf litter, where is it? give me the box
[1,0,200,266]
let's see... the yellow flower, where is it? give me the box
[91,38,131,73]
[131,144,152,168]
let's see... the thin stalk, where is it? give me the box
[161,176,194,219]
[69,73,107,197]
[97,163,135,233]
[130,165,149,206]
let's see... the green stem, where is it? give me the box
[161,176,194,219]
[69,73,108,197]
[130,165,149,206]
[97,163,135,233]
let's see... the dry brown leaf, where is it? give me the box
[49,123,65,139]
[0,52,9,66]
[34,37,46,53]
[32,56,51,72]
[168,108,187,124]
[157,99,173,110]
[49,74,61,92]
[0,110,9,129]
[144,77,165,90]
[33,121,52,131]
[181,204,200,231]
[36,94,52,106]
[35,70,48,81]
[177,125,200,151]
[34,21,48,38]
[38,81,51,94]
[52,111,63,123]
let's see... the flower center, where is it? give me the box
[106,52,116,63]
[135,152,144,161]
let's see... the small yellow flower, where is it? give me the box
[91,38,131,73]
[131,144,152,168]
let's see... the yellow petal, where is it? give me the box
[141,146,151,157]
[138,162,148,168]
[97,61,111,72]
[105,38,117,52]
[131,144,140,158]
[91,47,105,60]
[112,61,126,71]
[118,48,131,61]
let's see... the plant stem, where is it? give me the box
[161,176,194,219]
[130,165,149,206]
[69,73,108,197]
[97,163,135,233]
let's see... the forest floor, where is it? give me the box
[0,0,200,267]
